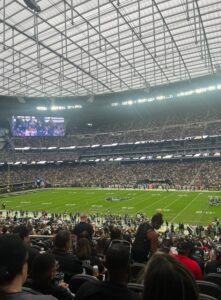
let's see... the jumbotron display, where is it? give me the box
[12,116,65,137]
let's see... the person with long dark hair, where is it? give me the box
[28,253,74,300]
[143,253,199,300]
[75,238,104,274]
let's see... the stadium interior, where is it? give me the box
[1,1,221,299]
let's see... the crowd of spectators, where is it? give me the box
[0,151,79,163]
[0,160,221,189]
[2,136,220,164]
[1,103,221,168]
[9,118,221,149]
[7,107,221,149]
[2,96,221,299]
[1,211,221,300]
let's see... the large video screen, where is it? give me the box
[12,116,65,137]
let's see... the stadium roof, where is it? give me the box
[0,0,220,98]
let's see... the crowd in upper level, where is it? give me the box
[6,106,221,149]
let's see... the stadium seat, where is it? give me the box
[199,294,218,300]
[205,273,221,287]
[69,274,98,294]
[82,263,93,275]
[108,239,131,248]
[31,245,41,251]
[127,283,144,294]
[129,262,146,282]
[196,280,221,300]
[22,287,42,295]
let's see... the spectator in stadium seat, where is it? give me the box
[72,213,94,241]
[0,234,55,300]
[174,238,203,280]
[13,224,39,275]
[103,227,123,254]
[74,238,104,274]
[143,253,199,300]
[132,213,163,262]
[27,253,74,300]
[1,225,8,234]
[205,245,221,274]
[51,230,83,282]
[74,243,139,300]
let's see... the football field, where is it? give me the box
[1,188,221,225]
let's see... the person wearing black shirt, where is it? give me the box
[51,230,83,282]
[27,253,74,300]
[75,243,139,300]
[103,227,123,254]
[13,224,39,275]
[205,245,221,274]
[0,234,55,300]
[74,237,104,274]
[72,214,94,241]
[132,213,163,262]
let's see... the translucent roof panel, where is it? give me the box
[0,0,220,97]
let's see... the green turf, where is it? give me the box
[1,188,221,225]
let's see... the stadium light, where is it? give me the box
[137,99,146,103]
[36,105,82,111]
[177,90,194,97]
[156,96,165,100]
[51,106,66,111]
[163,155,173,159]
[67,105,82,109]
[23,0,41,12]
[111,84,221,107]
[36,106,48,111]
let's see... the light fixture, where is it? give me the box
[23,0,41,12]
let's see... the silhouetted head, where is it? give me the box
[32,253,57,283]
[143,253,199,300]
[0,235,28,292]
[54,230,71,251]
[151,213,164,230]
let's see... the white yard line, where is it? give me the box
[170,193,201,223]
[161,196,183,209]
[139,194,173,212]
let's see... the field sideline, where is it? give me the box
[1,188,221,225]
